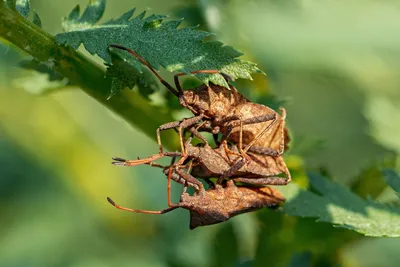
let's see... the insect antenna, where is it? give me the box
[106,197,178,214]
[109,44,180,97]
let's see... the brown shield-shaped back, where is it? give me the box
[178,181,285,229]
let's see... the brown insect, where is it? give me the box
[107,177,285,229]
[112,135,291,189]
[109,45,287,163]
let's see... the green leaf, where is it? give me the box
[61,0,106,32]
[32,11,42,27]
[16,0,29,18]
[210,223,238,267]
[351,164,394,199]
[56,0,262,87]
[6,0,43,28]
[383,169,400,195]
[105,52,158,99]
[282,172,400,237]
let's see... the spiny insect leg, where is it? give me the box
[174,168,204,191]
[157,121,181,154]
[187,121,209,146]
[246,146,280,157]
[241,114,278,154]
[216,157,247,185]
[167,167,174,207]
[177,115,204,156]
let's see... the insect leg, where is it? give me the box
[159,148,202,191]
[217,115,241,144]
[246,146,280,157]
[161,167,200,191]
[187,121,209,145]
[234,111,285,156]
[240,113,278,154]
[216,157,247,185]
[233,156,291,185]
[174,168,204,191]
[238,119,252,161]
[177,115,204,157]
[242,110,287,155]
[215,114,275,149]
[157,121,181,154]
[167,166,174,207]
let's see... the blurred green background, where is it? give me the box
[1,0,400,266]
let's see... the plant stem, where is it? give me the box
[0,3,178,149]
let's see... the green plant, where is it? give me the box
[2,0,400,266]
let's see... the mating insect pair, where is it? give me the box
[107,44,291,228]
[109,144,287,229]
[109,136,289,228]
